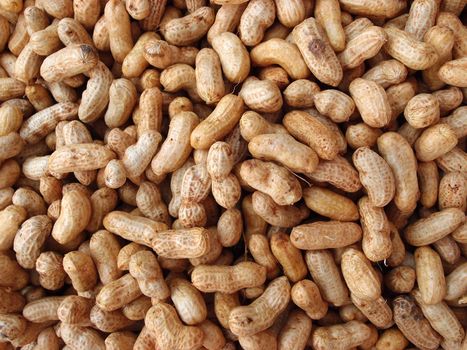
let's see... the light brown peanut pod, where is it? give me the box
[387,80,418,122]
[405,207,465,246]
[349,78,392,128]
[228,276,290,336]
[362,59,407,88]
[352,147,395,207]
[238,330,277,350]
[292,17,343,86]
[13,215,51,269]
[306,155,361,193]
[415,246,446,305]
[339,0,405,17]
[129,250,169,300]
[451,221,467,244]
[240,160,301,205]
[39,44,98,83]
[35,326,60,350]
[125,0,150,19]
[404,93,440,128]
[217,208,242,248]
[351,293,393,329]
[440,0,466,15]
[250,38,310,79]
[384,27,438,70]
[59,324,105,350]
[93,307,138,332]
[63,250,97,292]
[57,17,93,46]
[11,187,46,217]
[159,64,200,101]
[0,132,23,161]
[283,80,319,108]
[445,262,467,301]
[314,0,345,51]
[143,39,198,70]
[344,17,373,42]
[239,76,283,113]
[19,102,78,145]
[0,253,29,290]
[376,327,409,350]
[104,211,168,248]
[434,87,463,116]
[212,32,250,83]
[305,250,349,306]
[303,187,359,221]
[0,104,22,136]
[0,77,25,101]
[22,156,50,182]
[73,0,100,30]
[78,61,113,123]
[133,326,156,350]
[384,265,416,293]
[270,231,307,282]
[168,97,193,119]
[136,182,169,223]
[135,87,163,136]
[405,0,438,40]
[207,3,247,44]
[0,159,21,190]
[248,233,280,279]
[438,57,467,87]
[206,141,233,180]
[0,314,27,342]
[7,14,28,56]
[151,227,211,259]
[414,123,457,161]
[198,320,226,350]
[313,90,355,123]
[92,16,109,52]
[23,296,65,323]
[121,130,161,178]
[145,303,204,350]
[423,25,456,91]
[104,159,127,189]
[191,94,244,149]
[0,187,14,211]
[90,230,121,285]
[338,26,387,70]
[51,189,91,244]
[163,6,214,46]
[359,196,393,262]
[29,22,61,56]
[291,221,361,250]
[439,171,466,210]
[168,277,207,325]
[45,80,79,103]
[0,205,26,250]
[214,291,240,331]
[312,321,372,350]
[195,48,225,105]
[341,248,381,301]
[393,295,441,350]
[417,161,439,208]
[339,304,367,323]
[35,251,66,290]
[283,110,339,160]
[435,147,467,174]
[14,43,43,84]
[377,132,419,213]
[192,261,266,293]
[151,112,198,178]
[0,14,9,52]
[238,0,275,46]
[248,133,318,174]
[433,235,460,264]
[239,111,287,142]
[104,0,133,63]
[24,84,53,112]
[345,123,382,150]
[122,296,152,320]
[121,32,159,78]
[86,187,118,233]
[140,0,167,31]
[273,0,304,28]
[291,279,328,320]
[117,242,148,271]
[180,162,211,203]
[277,309,312,350]
[211,174,241,209]
[96,273,142,311]
[105,332,137,350]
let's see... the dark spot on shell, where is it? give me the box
[308,39,326,55]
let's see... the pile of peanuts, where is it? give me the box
[0,0,466,349]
